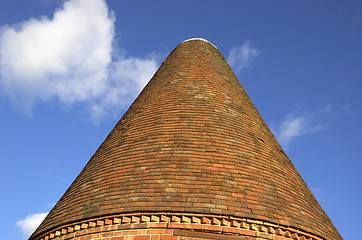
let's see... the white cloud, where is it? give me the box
[0,0,114,112]
[310,187,325,202]
[310,186,340,203]
[0,0,158,120]
[15,212,48,238]
[277,116,306,145]
[273,108,328,148]
[227,41,259,73]
[90,55,158,122]
[341,103,351,114]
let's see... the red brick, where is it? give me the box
[231,193,244,198]
[257,232,272,239]
[105,219,113,225]
[147,229,164,234]
[168,223,185,229]
[122,230,138,236]
[203,225,222,232]
[79,236,93,240]
[239,229,256,237]
[160,236,178,240]
[134,236,150,240]
[201,217,211,224]
[117,224,132,230]
[222,226,239,234]
[274,236,285,240]
[185,223,203,230]
[149,223,168,229]
[164,229,173,235]
[87,227,102,234]
[132,223,149,229]
[101,232,114,238]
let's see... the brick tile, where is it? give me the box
[134,236,150,240]
[239,229,256,237]
[203,225,222,232]
[160,236,178,240]
[149,223,167,229]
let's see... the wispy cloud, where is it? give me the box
[310,187,326,202]
[351,13,362,36]
[227,41,259,73]
[0,0,158,121]
[91,56,158,121]
[341,103,351,114]
[273,107,329,148]
[15,212,48,239]
[310,186,340,203]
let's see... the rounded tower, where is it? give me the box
[30,39,342,240]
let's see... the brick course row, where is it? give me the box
[35,212,323,240]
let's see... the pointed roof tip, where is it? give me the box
[182,37,218,49]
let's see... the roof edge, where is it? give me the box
[182,38,218,49]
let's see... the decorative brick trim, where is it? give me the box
[33,212,324,240]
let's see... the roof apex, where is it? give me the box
[182,37,218,49]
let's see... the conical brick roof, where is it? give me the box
[30,39,341,240]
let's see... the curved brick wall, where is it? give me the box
[30,39,341,240]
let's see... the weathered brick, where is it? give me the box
[147,229,164,235]
[203,225,222,232]
[112,237,124,240]
[222,226,239,234]
[160,236,178,240]
[168,223,185,229]
[134,236,150,240]
[239,229,256,237]
[122,230,138,236]
[149,222,167,229]
[185,223,203,230]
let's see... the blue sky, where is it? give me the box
[0,0,361,239]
